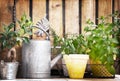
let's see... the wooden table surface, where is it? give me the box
[0,78,119,81]
[0,75,120,81]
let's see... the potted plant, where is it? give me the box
[112,11,120,74]
[50,28,62,56]
[60,34,89,79]
[0,14,33,79]
[84,15,118,77]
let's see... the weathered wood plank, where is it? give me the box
[118,0,120,12]
[81,0,95,34]
[32,0,46,39]
[116,0,120,13]
[65,0,79,34]
[33,0,46,24]
[0,0,13,31]
[16,0,29,29]
[98,0,112,22]
[15,1,29,61]
[114,0,119,11]
[16,0,29,19]
[49,0,63,37]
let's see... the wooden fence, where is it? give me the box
[0,0,120,64]
[0,0,120,37]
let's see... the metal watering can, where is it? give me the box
[22,24,62,78]
[22,40,62,78]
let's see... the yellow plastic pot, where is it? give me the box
[63,54,89,79]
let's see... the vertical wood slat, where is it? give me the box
[16,0,29,20]
[81,0,95,34]
[114,0,118,11]
[0,0,119,36]
[118,0,120,13]
[0,0,119,37]
[33,0,46,24]
[114,0,120,12]
[32,0,46,39]
[15,0,30,62]
[98,0,112,22]
[0,0,13,31]
[16,0,29,29]
[49,0,63,37]
[65,0,79,34]
[118,0,120,12]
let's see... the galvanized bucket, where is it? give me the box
[0,62,19,79]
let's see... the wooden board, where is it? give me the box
[33,0,46,24]
[32,0,46,39]
[15,0,30,70]
[16,0,29,29]
[65,0,79,34]
[16,0,29,20]
[81,0,95,34]
[49,0,63,37]
[0,0,13,31]
[0,78,119,81]
[98,0,112,23]
[117,0,120,13]
[114,0,119,11]
[119,0,120,13]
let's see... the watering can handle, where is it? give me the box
[33,26,50,40]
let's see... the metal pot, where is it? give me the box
[0,61,19,79]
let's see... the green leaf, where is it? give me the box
[105,65,115,74]
[0,14,33,50]
[22,37,30,43]
[16,37,22,42]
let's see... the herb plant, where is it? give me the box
[61,34,89,54]
[84,16,118,74]
[0,14,33,62]
[0,14,33,50]
[112,11,120,58]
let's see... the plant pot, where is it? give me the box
[90,64,114,78]
[0,62,19,79]
[63,54,89,79]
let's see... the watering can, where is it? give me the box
[22,26,62,78]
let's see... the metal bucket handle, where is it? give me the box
[7,47,16,62]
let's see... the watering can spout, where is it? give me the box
[51,54,62,69]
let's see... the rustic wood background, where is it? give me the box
[0,0,120,76]
[0,0,119,36]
